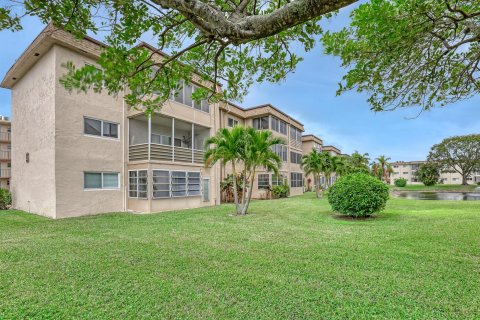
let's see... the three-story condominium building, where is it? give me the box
[220,102,305,199]
[1,25,315,218]
[390,161,480,185]
[0,116,11,189]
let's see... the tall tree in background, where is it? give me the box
[0,0,357,112]
[348,151,370,173]
[376,155,391,183]
[301,149,324,198]
[323,1,480,111]
[428,134,480,185]
[415,163,440,186]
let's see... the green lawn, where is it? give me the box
[391,184,478,191]
[1,194,479,319]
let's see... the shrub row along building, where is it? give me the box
[1,25,342,218]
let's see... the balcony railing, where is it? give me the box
[0,151,11,161]
[129,143,205,164]
[0,169,11,178]
[0,132,11,142]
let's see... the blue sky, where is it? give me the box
[0,4,479,162]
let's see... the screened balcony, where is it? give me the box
[129,114,210,164]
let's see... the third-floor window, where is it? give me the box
[270,116,287,135]
[170,81,209,113]
[252,116,269,130]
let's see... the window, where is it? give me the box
[290,126,302,145]
[129,170,148,198]
[271,174,286,186]
[172,171,187,197]
[271,116,287,135]
[290,172,303,188]
[403,172,409,175]
[170,81,209,113]
[84,172,119,190]
[272,144,288,162]
[152,170,202,198]
[291,152,302,164]
[84,117,119,139]
[151,134,171,145]
[253,116,269,130]
[258,174,270,189]
[188,172,201,196]
[153,170,170,198]
[228,118,239,127]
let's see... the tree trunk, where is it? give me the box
[242,168,256,215]
[462,175,468,185]
[239,167,248,214]
[315,173,320,198]
[231,162,241,214]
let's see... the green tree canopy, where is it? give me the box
[415,163,440,186]
[427,134,480,185]
[323,0,480,111]
[0,0,357,112]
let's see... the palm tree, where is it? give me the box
[241,128,283,214]
[204,126,246,214]
[349,151,370,173]
[333,155,352,177]
[301,149,323,198]
[320,151,335,188]
[375,155,392,183]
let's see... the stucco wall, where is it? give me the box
[54,45,124,218]
[11,48,57,218]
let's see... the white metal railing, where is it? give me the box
[129,143,205,164]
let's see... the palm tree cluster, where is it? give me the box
[204,126,283,215]
[371,155,393,183]
[301,150,374,198]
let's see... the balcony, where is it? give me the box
[0,169,11,178]
[0,132,11,143]
[129,114,209,164]
[0,151,11,161]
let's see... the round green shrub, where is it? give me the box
[394,178,407,187]
[0,188,12,210]
[328,173,389,217]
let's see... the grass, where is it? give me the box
[1,193,479,319]
[391,184,478,191]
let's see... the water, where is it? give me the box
[396,191,480,201]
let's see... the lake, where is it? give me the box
[396,191,480,201]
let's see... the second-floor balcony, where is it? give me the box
[129,114,210,164]
[0,151,11,161]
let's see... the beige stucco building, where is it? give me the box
[301,135,343,189]
[0,116,11,189]
[2,25,334,218]
[390,161,480,185]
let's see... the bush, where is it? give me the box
[394,178,407,187]
[328,173,389,217]
[0,188,12,210]
[272,184,289,199]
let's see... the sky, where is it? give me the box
[0,3,479,162]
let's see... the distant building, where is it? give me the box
[0,116,11,189]
[390,161,480,185]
